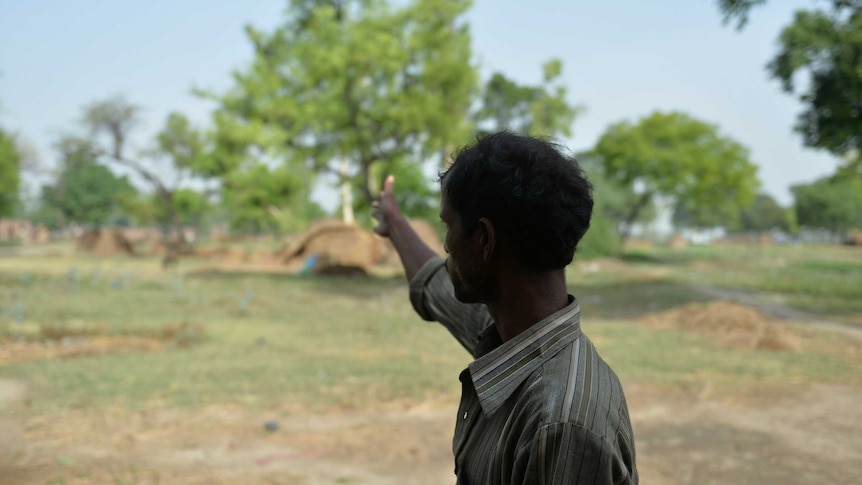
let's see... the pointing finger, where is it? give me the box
[383,175,395,195]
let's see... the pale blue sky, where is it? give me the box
[0,0,839,208]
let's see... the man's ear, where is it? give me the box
[476,217,496,263]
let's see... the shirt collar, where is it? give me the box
[467,296,582,416]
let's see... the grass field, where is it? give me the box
[0,243,861,484]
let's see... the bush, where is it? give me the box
[576,214,622,259]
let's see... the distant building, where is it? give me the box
[0,219,49,243]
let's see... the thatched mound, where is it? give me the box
[641,301,801,351]
[76,229,135,256]
[376,219,445,267]
[278,219,380,274]
[844,232,862,246]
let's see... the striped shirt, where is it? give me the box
[410,258,638,484]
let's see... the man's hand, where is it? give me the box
[372,175,402,238]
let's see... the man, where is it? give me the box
[373,132,638,484]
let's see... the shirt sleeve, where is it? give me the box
[408,256,491,357]
[524,422,636,485]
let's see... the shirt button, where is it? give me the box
[463,411,468,420]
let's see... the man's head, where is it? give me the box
[439,132,593,297]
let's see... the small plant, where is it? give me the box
[161,321,206,347]
[12,301,25,323]
[238,290,254,316]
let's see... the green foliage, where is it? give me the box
[355,157,439,225]
[673,196,741,230]
[205,0,478,217]
[592,111,760,238]
[579,155,656,234]
[738,193,797,233]
[0,127,22,217]
[477,59,582,137]
[767,5,862,167]
[716,0,768,29]
[576,214,623,259]
[38,136,136,227]
[155,113,207,171]
[46,164,136,227]
[791,175,862,235]
[221,164,318,233]
[719,0,862,172]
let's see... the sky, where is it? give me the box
[0,0,840,210]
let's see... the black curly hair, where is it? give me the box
[439,132,593,271]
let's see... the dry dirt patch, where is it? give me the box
[2,382,862,484]
[641,300,803,351]
[0,322,204,366]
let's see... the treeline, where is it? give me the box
[0,0,859,254]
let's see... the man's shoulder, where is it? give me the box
[522,333,630,436]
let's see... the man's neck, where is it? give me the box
[486,269,569,342]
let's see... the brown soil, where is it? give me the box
[641,301,803,351]
[0,323,203,366]
[1,381,860,484]
[0,337,163,366]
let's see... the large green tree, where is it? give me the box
[738,192,796,233]
[791,175,862,235]
[477,59,581,137]
[204,0,478,223]
[0,127,21,217]
[592,111,760,240]
[82,97,216,262]
[38,136,137,228]
[718,0,862,177]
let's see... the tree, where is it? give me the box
[591,111,760,241]
[0,127,21,217]
[738,193,796,233]
[574,155,657,253]
[205,0,478,223]
[769,6,862,173]
[792,175,862,236]
[39,136,137,228]
[718,1,862,177]
[220,163,320,233]
[477,59,582,137]
[82,97,215,263]
[716,0,768,29]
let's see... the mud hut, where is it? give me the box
[76,229,136,256]
[278,220,380,275]
[376,219,445,267]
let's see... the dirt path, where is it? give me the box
[630,382,862,484]
[2,381,861,484]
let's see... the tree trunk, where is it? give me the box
[619,191,655,243]
[360,162,376,204]
[340,155,354,224]
[161,195,182,269]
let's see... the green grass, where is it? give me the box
[1,245,861,416]
[586,245,862,318]
[591,322,860,389]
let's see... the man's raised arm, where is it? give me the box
[372,175,438,281]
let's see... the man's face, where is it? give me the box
[440,185,488,303]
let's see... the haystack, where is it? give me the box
[376,219,445,267]
[844,232,862,246]
[76,229,135,256]
[279,219,380,274]
[641,301,801,351]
